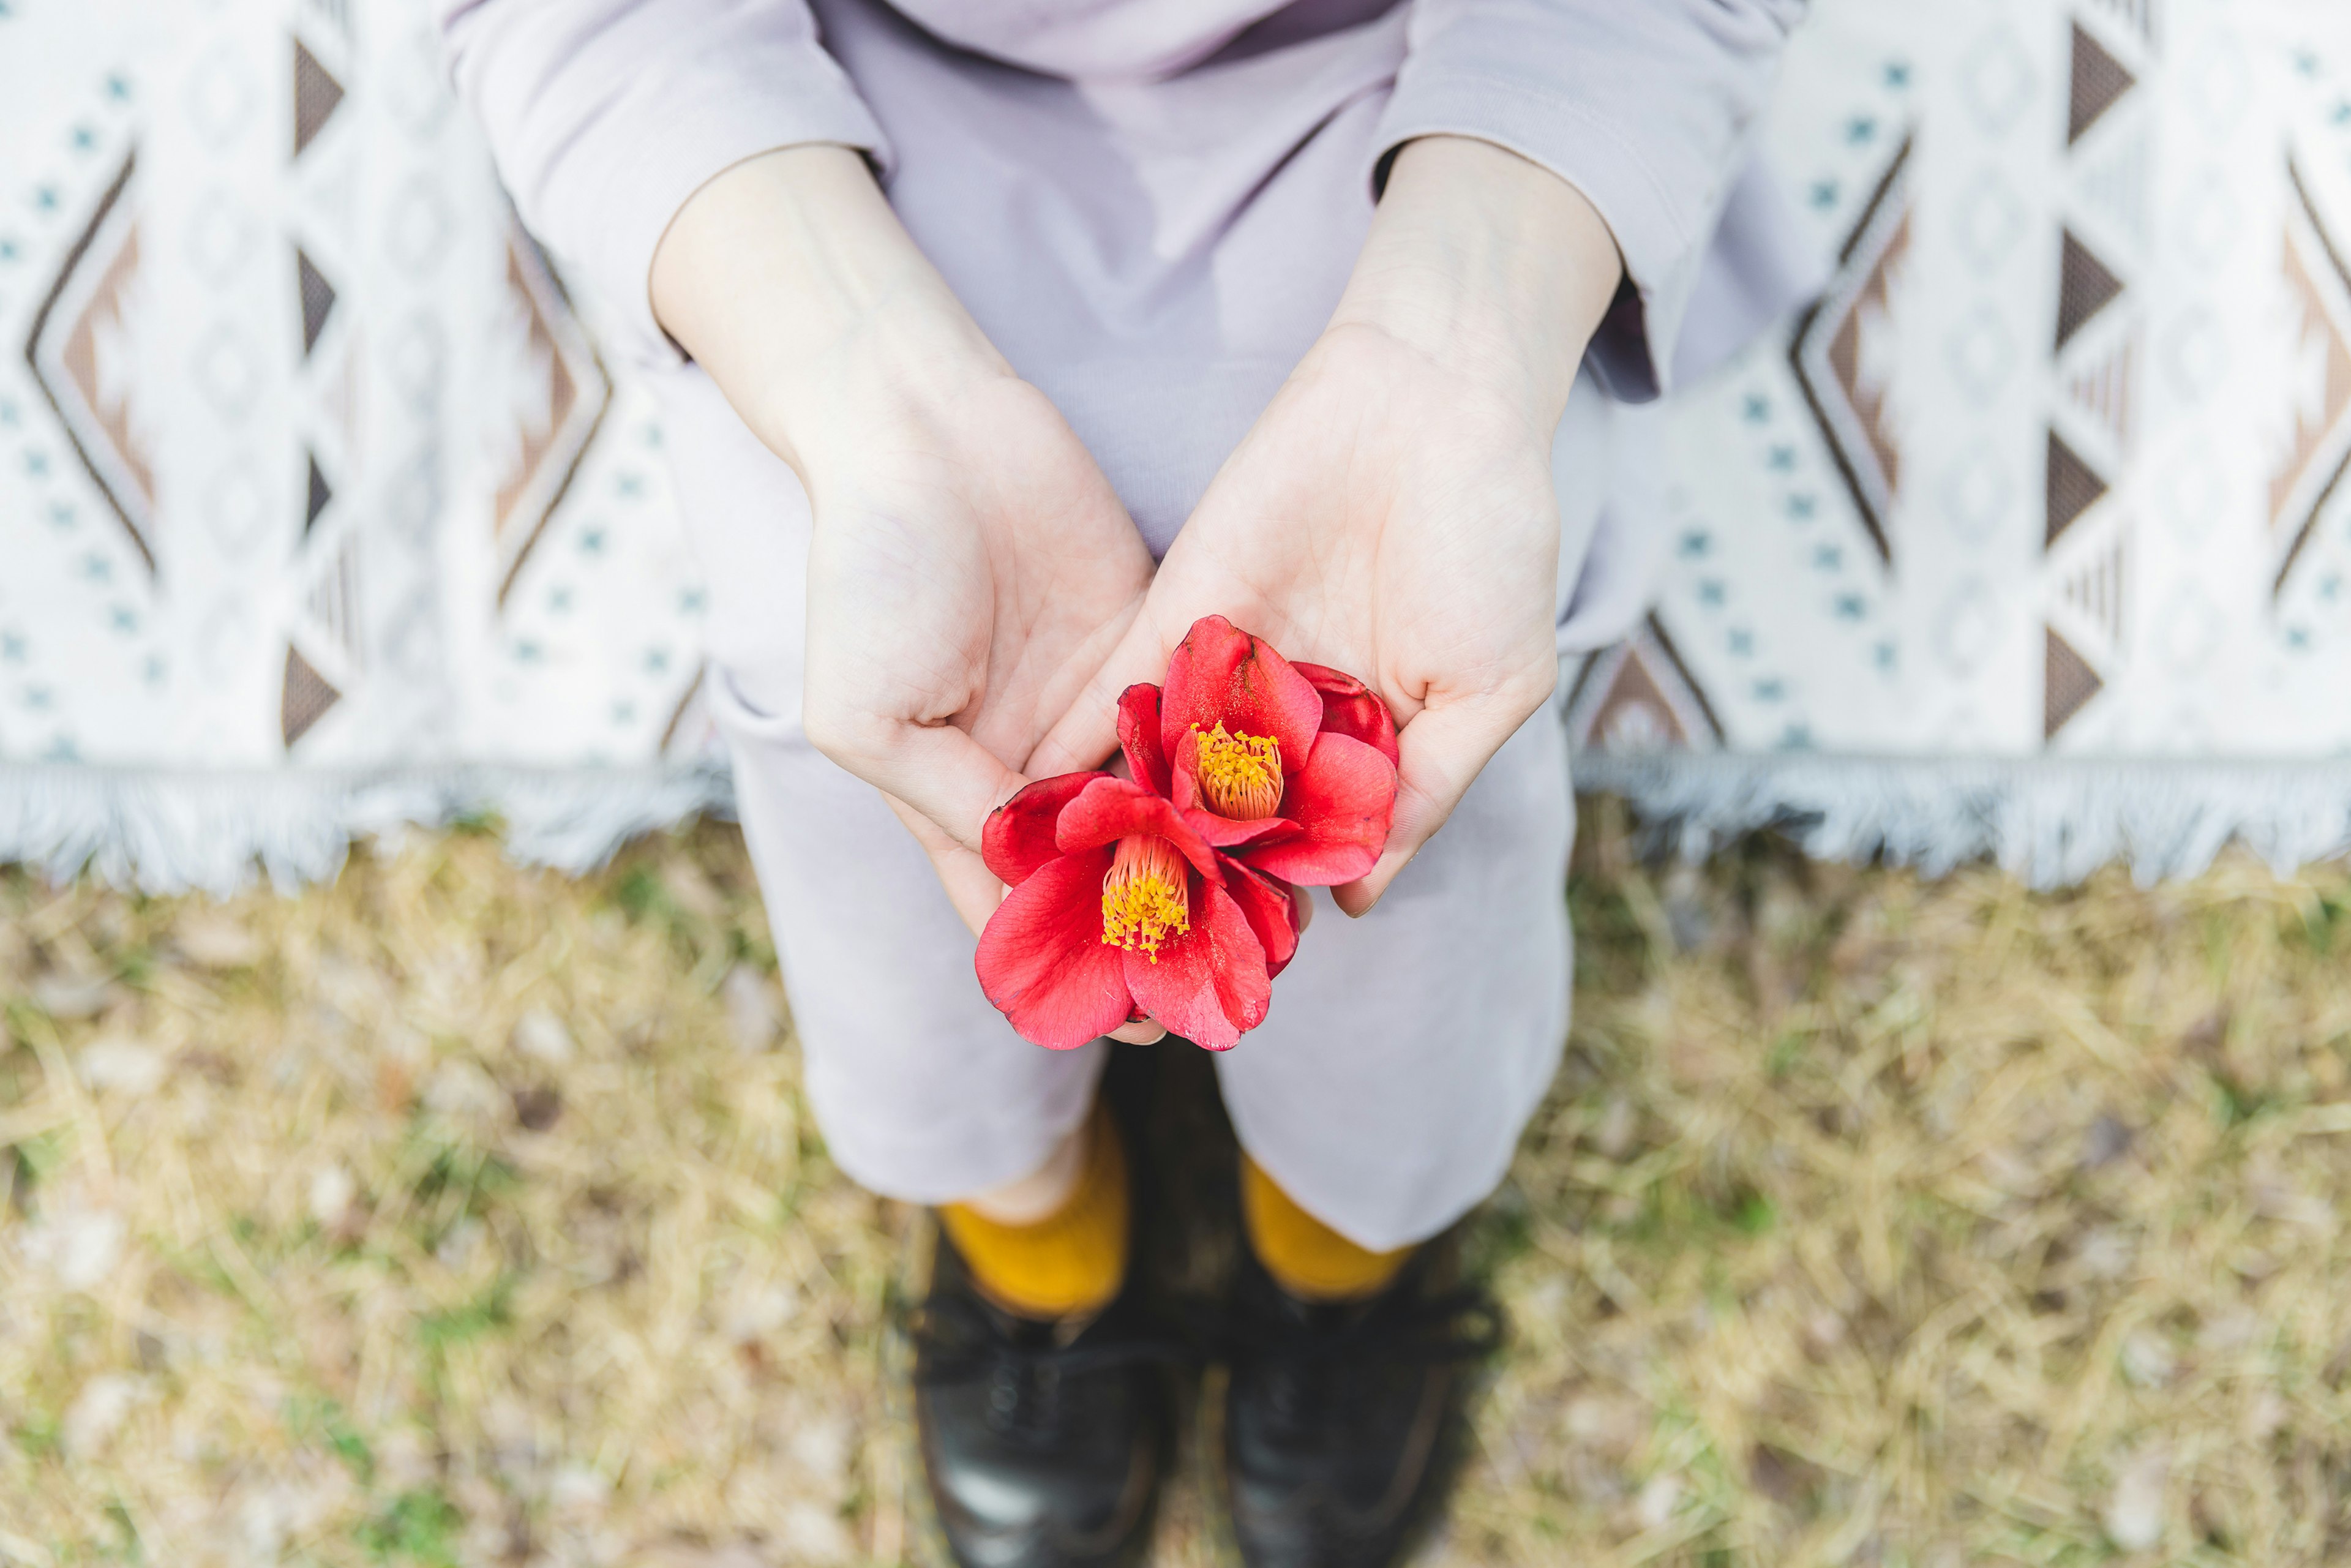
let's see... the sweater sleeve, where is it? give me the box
[436,0,892,364]
[1374,0,1807,401]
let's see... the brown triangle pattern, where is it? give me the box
[296,247,337,357]
[1566,615,1723,754]
[2068,20,2135,145]
[293,38,345,159]
[2064,331,2137,454]
[282,645,342,748]
[2059,527,2129,650]
[2055,231,2123,351]
[2044,625,2104,739]
[305,451,332,535]
[1590,645,1688,750]
[2045,430,2109,548]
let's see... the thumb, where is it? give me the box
[1331,684,1548,918]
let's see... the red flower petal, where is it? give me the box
[1160,615,1323,778]
[1291,661,1401,767]
[1221,858,1301,980]
[1234,730,1397,886]
[1183,810,1300,850]
[1122,880,1270,1051]
[973,847,1133,1049]
[1055,775,1223,885]
[981,771,1112,887]
[1169,727,1201,814]
[1117,685,1170,797]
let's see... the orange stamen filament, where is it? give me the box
[1101,835,1190,961]
[1192,723,1283,819]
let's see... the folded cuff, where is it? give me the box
[531,44,891,366]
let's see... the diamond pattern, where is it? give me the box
[23,151,156,575]
[1790,137,1913,565]
[2271,159,2351,598]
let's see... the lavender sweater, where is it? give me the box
[436,0,1815,555]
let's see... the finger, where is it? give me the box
[1331,686,1547,918]
[1027,605,1182,779]
[885,792,1008,937]
[1109,1019,1168,1045]
[814,707,1029,855]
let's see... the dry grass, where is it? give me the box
[3,804,2350,1566]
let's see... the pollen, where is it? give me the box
[1101,835,1190,961]
[1192,722,1284,819]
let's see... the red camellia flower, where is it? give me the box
[973,616,1400,1051]
[1118,615,1401,888]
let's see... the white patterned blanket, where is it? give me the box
[3,0,2350,890]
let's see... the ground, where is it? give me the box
[4,804,2350,1566]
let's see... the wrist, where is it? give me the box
[1329,135,1622,427]
[650,143,1007,474]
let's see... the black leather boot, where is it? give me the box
[910,1058,1199,1568]
[1219,1242,1498,1568]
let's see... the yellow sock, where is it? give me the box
[1241,1155,1411,1303]
[939,1105,1129,1319]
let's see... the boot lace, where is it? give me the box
[910,1292,1205,1445]
[1228,1285,1501,1433]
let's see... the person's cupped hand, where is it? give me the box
[1029,317,1565,918]
[1034,135,1622,920]
[650,146,1158,964]
[795,356,1155,938]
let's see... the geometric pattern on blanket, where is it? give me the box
[0,0,712,784]
[2,0,2350,890]
[1579,0,2351,768]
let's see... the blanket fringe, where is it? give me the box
[1575,752,2351,889]
[0,763,736,896]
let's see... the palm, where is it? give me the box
[1039,324,1565,912]
[803,375,1152,925]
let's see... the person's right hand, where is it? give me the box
[798,357,1153,937]
[653,146,1155,939]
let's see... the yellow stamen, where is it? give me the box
[1191,722,1283,819]
[1101,835,1190,961]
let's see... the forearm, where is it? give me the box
[1375,2,1804,399]
[1329,135,1623,430]
[649,144,1005,475]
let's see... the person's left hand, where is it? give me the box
[1034,136,1625,916]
